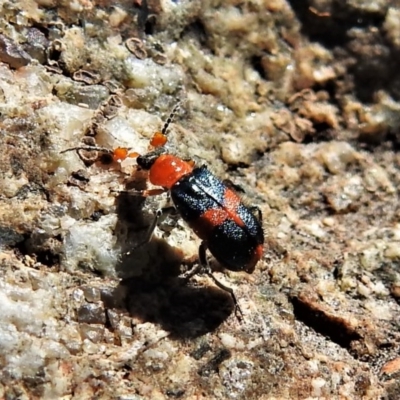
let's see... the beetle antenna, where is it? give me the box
[161,102,181,136]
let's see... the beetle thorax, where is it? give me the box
[149,154,194,189]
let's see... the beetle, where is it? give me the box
[63,103,264,320]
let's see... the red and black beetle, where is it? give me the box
[137,152,264,274]
[64,104,264,319]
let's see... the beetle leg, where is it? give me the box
[111,188,167,197]
[199,242,244,322]
[249,206,263,223]
[127,206,176,253]
[130,208,162,251]
[180,263,202,281]
[180,243,243,321]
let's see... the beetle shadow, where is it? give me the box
[111,191,234,338]
[119,275,234,338]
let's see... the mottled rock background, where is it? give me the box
[0,0,399,399]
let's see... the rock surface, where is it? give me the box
[0,0,399,399]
